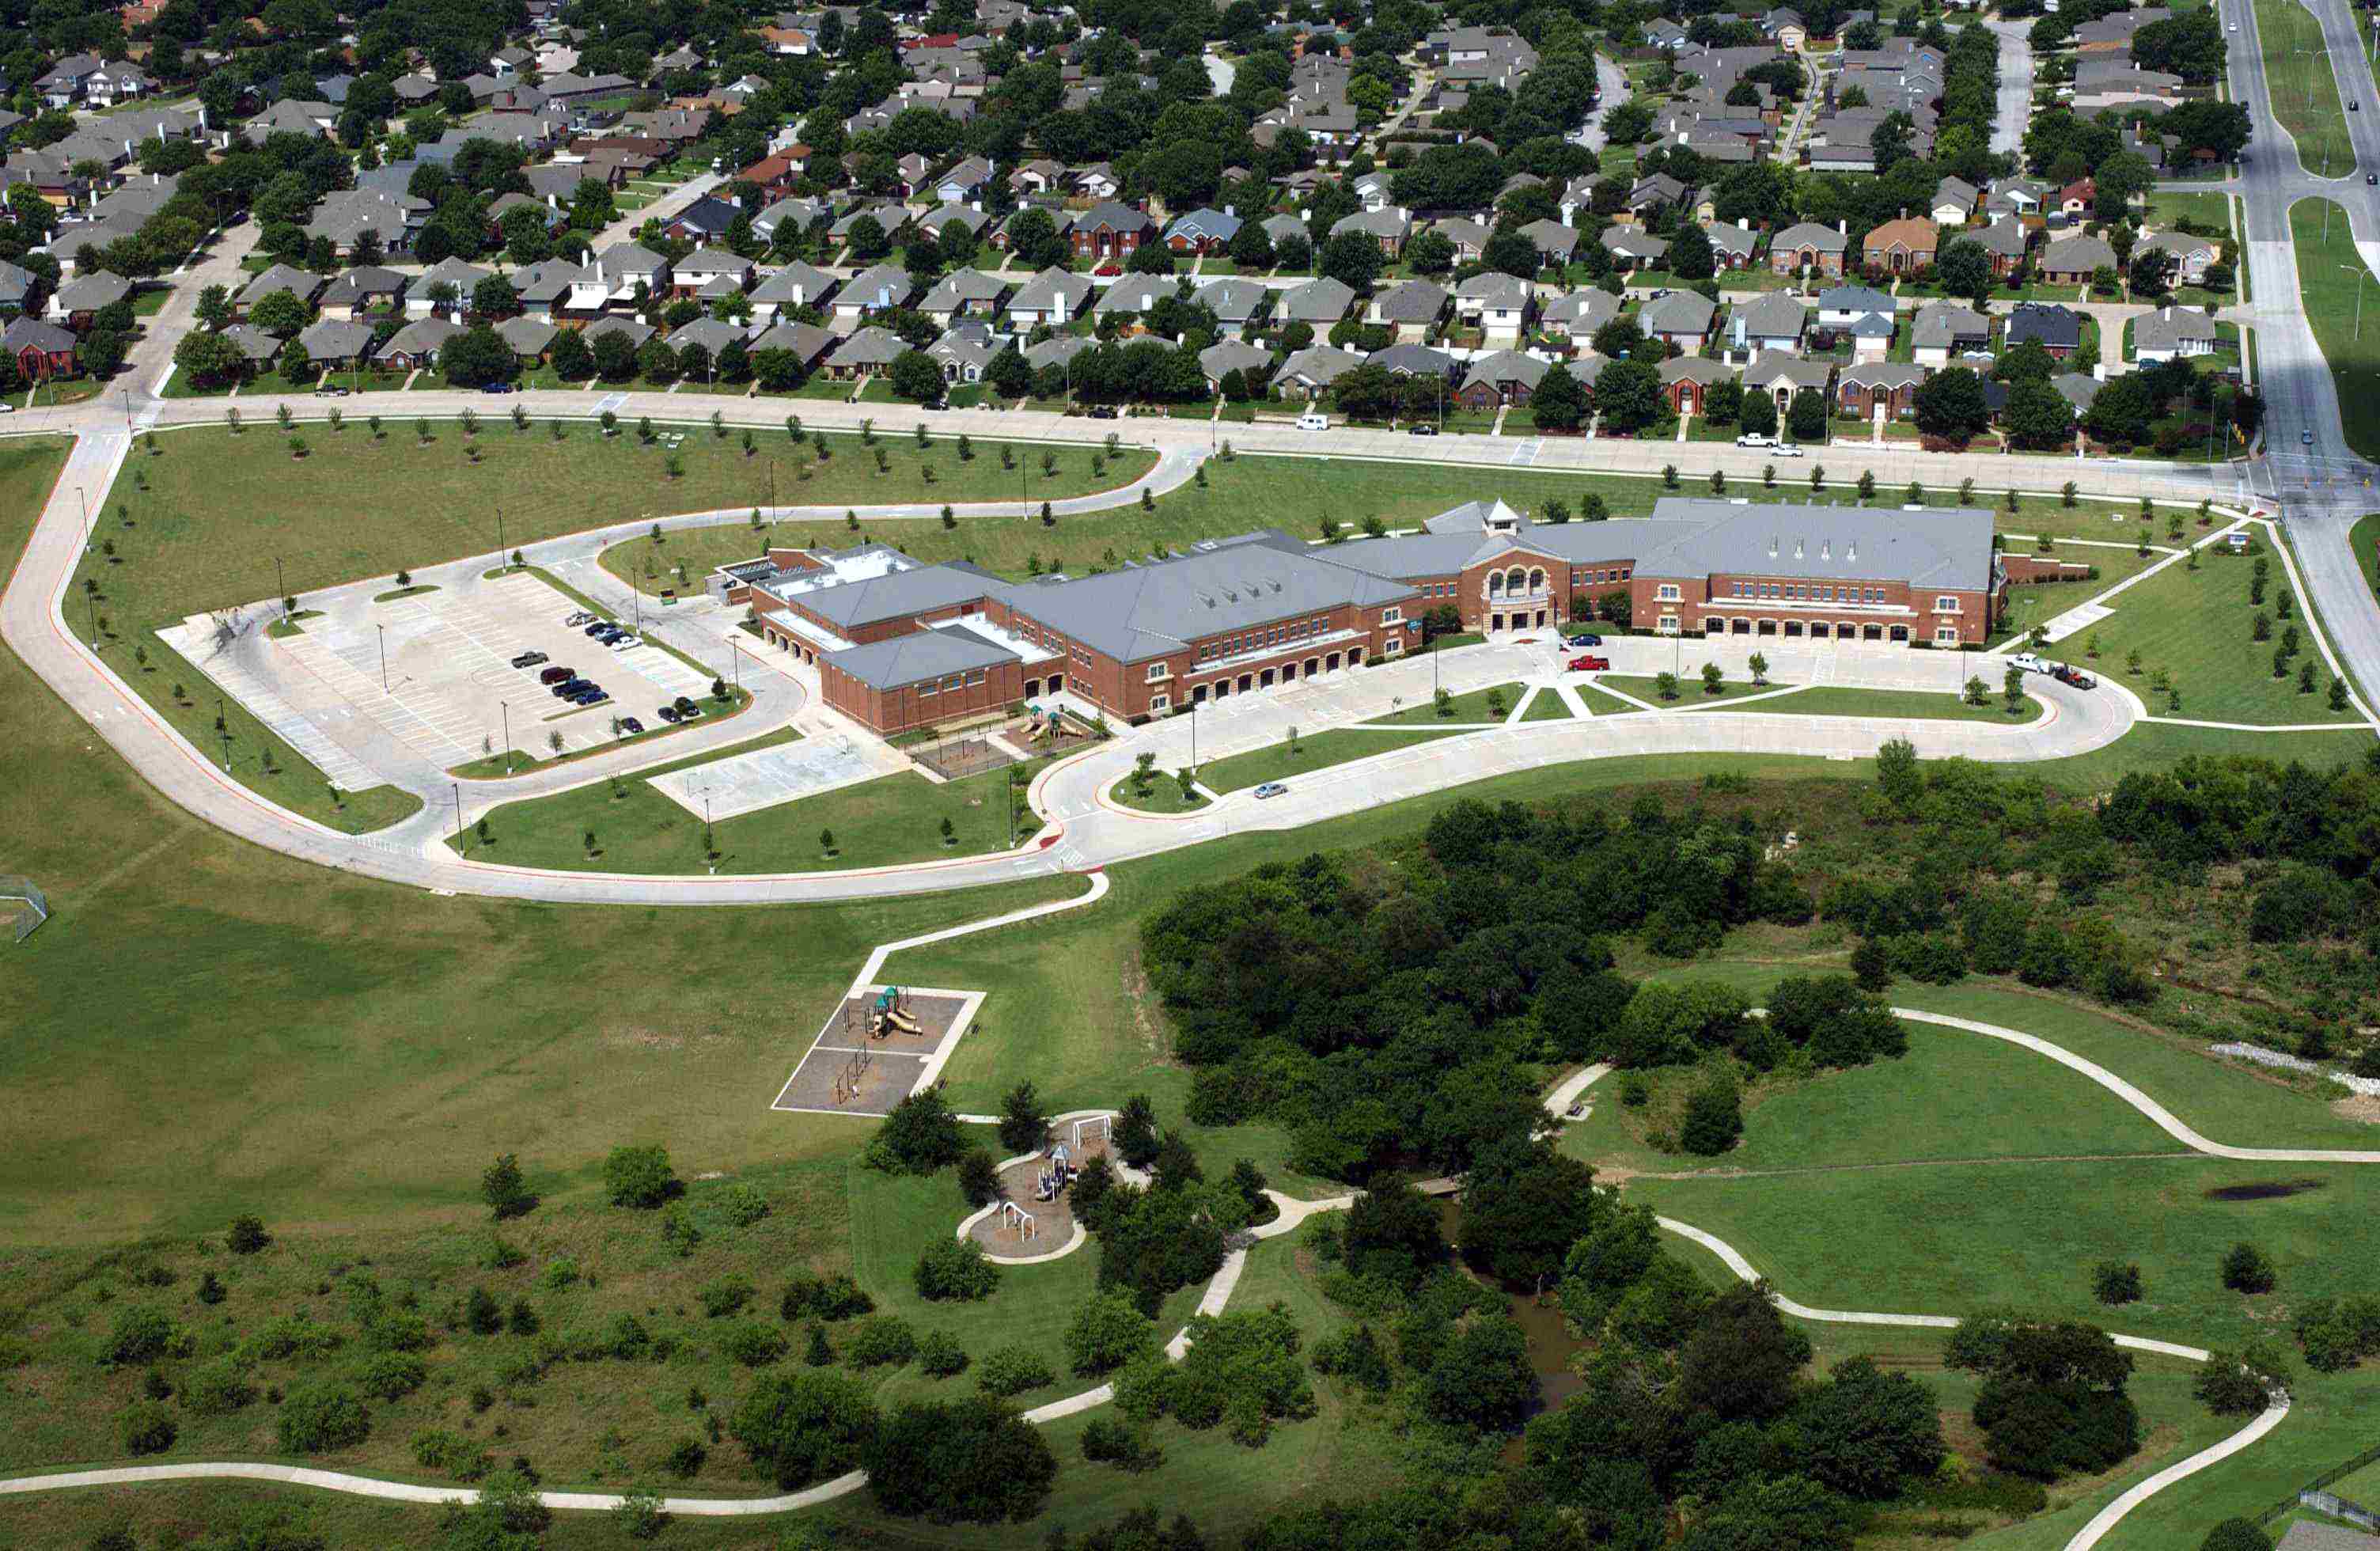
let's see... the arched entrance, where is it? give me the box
[1888,624,1909,643]
[1757,619,1778,636]
[1862,624,1884,641]
[1783,620,1804,638]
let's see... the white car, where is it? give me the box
[608,633,640,650]
[1297,411,1329,431]
[2008,652,2060,675]
[1734,431,1776,448]
[1771,442,1806,458]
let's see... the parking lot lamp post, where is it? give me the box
[85,590,97,647]
[275,556,286,613]
[495,505,506,565]
[728,637,742,692]
[453,783,465,854]
[377,623,388,691]
[76,485,89,542]
[2340,264,2374,341]
[501,700,513,773]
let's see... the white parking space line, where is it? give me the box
[279,632,478,764]
[156,624,381,789]
[615,643,714,699]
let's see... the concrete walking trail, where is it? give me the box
[0,1003,2346,1543]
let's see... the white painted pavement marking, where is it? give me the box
[1506,437,1544,466]
[156,624,380,789]
[615,642,714,699]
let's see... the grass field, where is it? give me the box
[1194,726,1464,794]
[1365,679,1525,723]
[1521,688,1574,719]
[2293,200,2380,460]
[1601,672,1791,703]
[2256,0,2356,176]
[2353,512,2380,605]
[1109,772,1209,812]
[457,755,1043,873]
[1698,684,2045,722]
[2078,540,2362,722]
[2142,190,2235,236]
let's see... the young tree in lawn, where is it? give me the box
[997,1082,1048,1155]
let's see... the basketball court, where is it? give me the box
[770,984,984,1116]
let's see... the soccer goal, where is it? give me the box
[0,876,49,943]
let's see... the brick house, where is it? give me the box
[1067,202,1156,260]
[1770,221,1848,278]
[1837,361,1925,418]
[1862,216,1938,274]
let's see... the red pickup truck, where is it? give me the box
[1567,654,1610,672]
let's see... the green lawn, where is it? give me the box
[1109,772,1210,812]
[1194,726,1465,794]
[2256,0,2356,176]
[1520,688,1574,720]
[1573,681,1645,715]
[1696,684,2042,722]
[446,700,775,779]
[2142,190,2234,236]
[1995,543,2160,642]
[2354,512,2380,606]
[2079,542,2362,722]
[1601,672,1791,704]
[457,753,1043,874]
[1365,679,1526,724]
[2292,200,2380,460]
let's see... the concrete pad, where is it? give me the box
[646,733,881,821]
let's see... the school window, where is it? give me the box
[1146,662,1170,681]
[966,670,985,685]
[919,681,938,696]
[1934,627,1960,644]
[1935,595,1959,612]
[1656,584,1680,601]
[1381,606,1402,624]
[1150,693,1169,711]
[1385,635,1404,654]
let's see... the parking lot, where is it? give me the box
[271,572,722,770]
[646,730,894,821]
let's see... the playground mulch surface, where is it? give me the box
[770,989,976,1115]
[966,1154,1082,1253]
[911,734,1017,781]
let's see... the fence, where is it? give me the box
[0,876,49,942]
[2254,1441,2380,1526]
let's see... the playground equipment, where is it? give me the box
[0,876,49,943]
[832,1042,873,1105]
[1034,1143,1078,1203]
[1071,1115,1111,1155]
[998,1201,1037,1242]
[868,986,923,1040]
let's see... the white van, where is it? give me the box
[1297,411,1329,431]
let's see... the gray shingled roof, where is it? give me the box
[1638,497,1995,590]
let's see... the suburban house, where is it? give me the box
[2133,305,2220,363]
[2038,233,2118,285]
[2004,301,2084,358]
[1641,290,1717,352]
[1839,360,1926,418]
[1330,207,1413,258]
[1005,267,1094,328]
[1862,216,1938,274]
[1453,271,1531,346]
[1743,352,1833,410]
[1771,221,1848,278]
[2,316,76,378]
[1274,343,1366,399]
[1368,279,1449,343]
[1452,349,1549,409]
[1163,207,1243,256]
[825,327,908,380]
[1728,292,1807,356]
[1660,355,1733,415]
[1066,202,1157,261]
[832,264,915,329]
[1539,290,1620,340]
[2136,229,2220,285]
[1911,301,1991,366]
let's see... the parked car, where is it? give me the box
[539,665,575,684]
[2053,665,2097,689]
[2009,653,2047,674]
[565,611,595,626]
[1085,405,1117,419]
[1567,654,1611,672]
[551,678,592,697]
[1771,442,1806,458]
[1253,782,1289,799]
[607,633,639,650]
[658,705,682,723]
[2303,429,2315,445]
[673,696,701,719]
[510,650,548,669]
[481,383,517,394]
[313,385,348,397]
[1408,423,1438,435]
[573,690,609,707]
[620,717,644,734]
[1564,631,1603,647]
[1297,411,1329,431]
[1734,432,1776,448]
[583,622,612,637]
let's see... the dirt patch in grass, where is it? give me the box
[2330,1094,2380,1126]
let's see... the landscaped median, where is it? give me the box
[1364,680,1528,725]
[2255,0,2357,176]
[1193,726,1467,795]
[2294,200,2380,461]
[449,742,1044,872]
[1601,673,1794,705]
[1703,684,2046,723]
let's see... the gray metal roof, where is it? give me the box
[1005,541,1412,662]
[768,559,1004,630]
[1638,497,1996,590]
[825,625,1018,689]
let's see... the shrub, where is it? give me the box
[957,1147,1000,1207]
[1311,1325,1393,1392]
[1080,1414,1162,1471]
[1678,1076,1743,1155]
[698,1276,756,1318]
[540,1257,581,1291]
[782,1273,873,1323]
[716,1183,770,1227]
[116,1401,177,1455]
[846,1314,920,1368]
[1064,1291,1157,1376]
[241,1312,343,1363]
[976,1344,1056,1397]
[101,1307,189,1367]
[660,1204,703,1257]
[719,1323,791,1368]
[411,1428,491,1479]
[2222,1242,2276,1294]
[276,1382,372,1453]
[915,1238,999,1302]
[2195,1348,2280,1416]
[866,1086,965,1174]
[181,1359,258,1416]
[227,1214,271,1254]
[664,1438,707,1478]
[728,1371,880,1490]
[2200,1520,2275,1551]
[603,1144,679,1208]
[917,1330,968,1377]
[354,1352,427,1401]
[864,1395,1058,1523]
[2091,1261,2143,1306]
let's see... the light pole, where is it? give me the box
[275,556,286,612]
[727,637,742,692]
[377,622,388,691]
[495,505,507,566]
[2341,263,2374,340]
[501,700,513,773]
[76,485,89,542]
[453,782,465,854]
